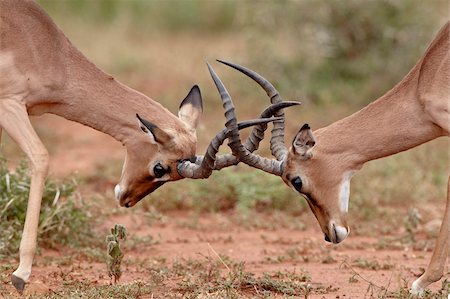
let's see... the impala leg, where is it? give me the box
[411,175,450,296]
[0,100,49,293]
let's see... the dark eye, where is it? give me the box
[291,177,302,192]
[153,163,166,178]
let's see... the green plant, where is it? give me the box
[0,157,92,258]
[403,208,422,242]
[106,224,127,283]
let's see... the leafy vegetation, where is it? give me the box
[0,157,92,258]
[106,224,127,283]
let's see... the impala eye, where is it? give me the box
[291,177,302,192]
[153,163,166,178]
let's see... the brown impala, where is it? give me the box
[219,22,449,295]
[0,0,298,292]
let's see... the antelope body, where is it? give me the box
[0,0,290,292]
[222,22,449,294]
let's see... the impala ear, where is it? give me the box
[292,124,316,159]
[136,114,173,145]
[178,85,203,130]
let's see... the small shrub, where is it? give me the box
[106,224,127,283]
[0,157,92,258]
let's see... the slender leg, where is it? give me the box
[411,175,450,295]
[0,99,49,293]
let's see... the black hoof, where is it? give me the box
[11,274,25,294]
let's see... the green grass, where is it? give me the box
[0,157,93,259]
[140,167,308,215]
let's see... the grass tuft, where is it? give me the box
[0,157,93,259]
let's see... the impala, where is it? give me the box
[219,22,449,295]
[0,1,296,292]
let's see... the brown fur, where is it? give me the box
[0,0,199,206]
[0,0,202,287]
[283,22,449,294]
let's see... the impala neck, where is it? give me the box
[314,68,443,170]
[30,48,182,146]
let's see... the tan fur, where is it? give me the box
[283,22,449,294]
[0,0,200,288]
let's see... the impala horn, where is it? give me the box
[177,63,300,178]
[210,62,285,175]
[217,59,288,161]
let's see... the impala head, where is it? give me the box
[115,85,202,208]
[217,60,350,244]
[282,124,351,244]
[116,64,291,208]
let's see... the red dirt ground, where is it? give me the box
[1,115,448,298]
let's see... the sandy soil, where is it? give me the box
[1,211,444,298]
[1,115,448,298]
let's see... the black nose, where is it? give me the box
[125,202,130,208]
[324,233,331,242]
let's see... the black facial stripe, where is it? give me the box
[303,192,320,208]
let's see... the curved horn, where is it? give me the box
[207,62,285,176]
[244,101,300,153]
[177,63,300,179]
[217,59,289,161]
[212,101,300,170]
[177,117,282,179]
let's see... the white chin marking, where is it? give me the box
[334,225,348,242]
[114,185,121,201]
[339,171,355,213]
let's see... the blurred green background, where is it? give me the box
[37,0,447,110]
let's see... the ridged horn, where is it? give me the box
[208,62,284,176]
[213,101,300,170]
[177,117,282,179]
[177,63,300,179]
[217,59,289,161]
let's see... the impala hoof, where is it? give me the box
[410,280,424,297]
[11,274,25,293]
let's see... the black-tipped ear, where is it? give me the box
[178,85,203,130]
[292,123,316,159]
[136,114,172,145]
